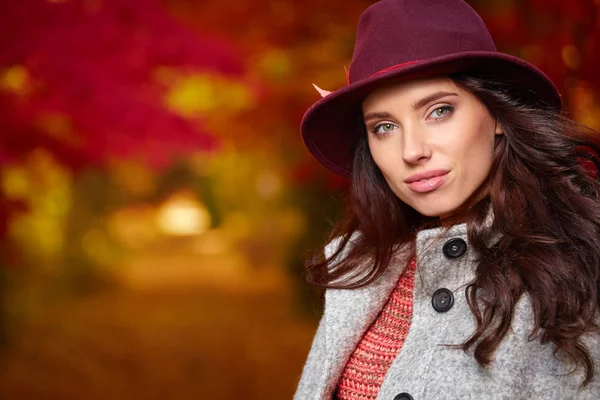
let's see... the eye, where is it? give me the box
[429,105,454,120]
[372,122,397,136]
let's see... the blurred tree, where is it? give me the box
[0,0,244,168]
[0,0,245,341]
[0,0,245,266]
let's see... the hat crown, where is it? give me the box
[350,0,496,83]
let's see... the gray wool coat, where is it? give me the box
[294,222,600,400]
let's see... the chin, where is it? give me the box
[398,189,469,219]
[415,208,451,218]
[410,202,460,219]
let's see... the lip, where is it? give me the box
[404,169,449,183]
[404,169,450,194]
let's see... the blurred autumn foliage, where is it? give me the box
[0,0,599,399]
[0,0,244,166]
[0,0,241,242]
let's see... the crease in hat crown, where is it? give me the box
[349,0,496,84]
[300,0,562,178]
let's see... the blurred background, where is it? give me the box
[0,0,599,399]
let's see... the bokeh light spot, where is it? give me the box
[156,192,211,236]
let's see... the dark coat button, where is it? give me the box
[432,288,454,312]
[394,393,414,400]
[442,238,467,258]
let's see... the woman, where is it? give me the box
[294,1,600,399]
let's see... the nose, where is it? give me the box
[402,125,431,164]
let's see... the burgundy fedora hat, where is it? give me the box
[301,0,562,178]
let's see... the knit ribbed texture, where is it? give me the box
[335,258,416,400]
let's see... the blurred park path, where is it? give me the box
[0,241,318,400]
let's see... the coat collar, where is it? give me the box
[322,222,475,396]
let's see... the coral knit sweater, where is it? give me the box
[335,258,417,400]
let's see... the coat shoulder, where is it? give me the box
[500,295,600,398]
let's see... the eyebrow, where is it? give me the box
[363,111,394,123]
[411,91,458,111]
[363,91,459,123]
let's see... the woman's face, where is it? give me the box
[362,76,503,219]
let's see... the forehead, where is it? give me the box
[362,76,461,111]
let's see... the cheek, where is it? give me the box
[368,139,400,173]
[368,142,409,198]
[456,125,496,184]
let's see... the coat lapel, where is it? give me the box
[322,251,409,396]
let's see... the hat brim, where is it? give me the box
[300,51,562,178]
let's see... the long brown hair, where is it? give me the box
[306,72,600,384]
